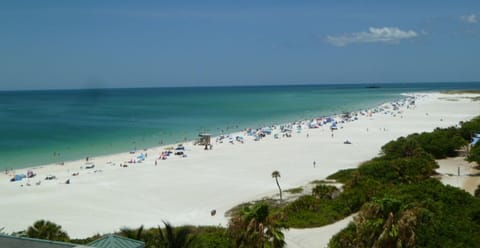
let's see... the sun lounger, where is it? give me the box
[45,175,56,180]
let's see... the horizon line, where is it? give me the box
[1,80,480,93]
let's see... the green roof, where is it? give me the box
[87,234,144,248]
[0,234,90,248]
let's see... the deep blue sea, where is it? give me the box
[1,82,479,170]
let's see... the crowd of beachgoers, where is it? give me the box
[1,91,479,240]
[3,95,419,188]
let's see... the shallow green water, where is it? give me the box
[1,82,479,169]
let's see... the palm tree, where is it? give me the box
[157,221,195,248]
[25,220,70,242]
[119,225,144,240]
[228,202,287,248]
[354,197,417,248]
[272,171,282,201]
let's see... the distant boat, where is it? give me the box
[365,85,381,89]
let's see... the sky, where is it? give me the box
[0,0,479,90]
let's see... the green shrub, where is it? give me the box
[468,144,480,165]
[332,180,480,247]
[190,226,232,248]
[328,223,356,248]
[326,168,357,183]
[276,116,480,246]
[411,128,466,158]
[475,185,480,198]
[23,220,70,242]
[354,154,437,185]
[284,187,303,194]
[382,137,424,159]
[312,184,338,200]
[459,116,480,140]
[382,127,467,160]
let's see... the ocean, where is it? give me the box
[1,82,479,170]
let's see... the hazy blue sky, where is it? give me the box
[1,1,479,90]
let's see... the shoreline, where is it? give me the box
[0,86,416,171]
[2,92,409,172]
[2,92,412,175]
[1,92,479,238]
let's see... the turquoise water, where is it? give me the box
[1,82,479,170]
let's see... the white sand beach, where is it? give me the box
[1,92,479,240]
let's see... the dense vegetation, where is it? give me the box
[9,116,480,247]
[330,180,480,247]
[228,202,287,247]
[16,220,70,242]
[326,117,480,247]
[467,118,480,164]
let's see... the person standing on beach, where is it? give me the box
[313,160,316,168]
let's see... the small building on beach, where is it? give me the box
[196,133,211,147]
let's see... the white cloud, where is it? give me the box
[326,27,418,47]
[461,14,478,24]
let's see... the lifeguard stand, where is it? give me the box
[197,133,211,149]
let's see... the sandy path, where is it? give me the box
[285,215,355,248]
[437,157,480,195]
